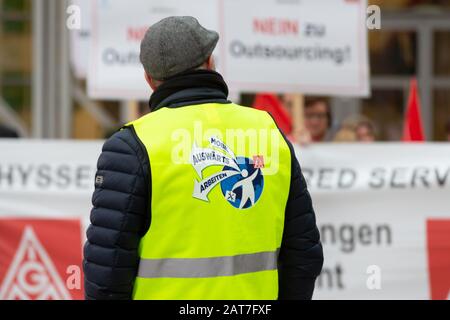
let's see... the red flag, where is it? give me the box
[253,93,292,135]
[402,78,425,142]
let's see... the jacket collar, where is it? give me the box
[149,69,230,112]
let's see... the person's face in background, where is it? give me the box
[304,102,329,142]
[356,124,376,142]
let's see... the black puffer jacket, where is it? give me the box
[83,70,323,300]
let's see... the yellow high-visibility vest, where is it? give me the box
[127,102,292,300]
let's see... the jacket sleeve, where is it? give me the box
[83,127,151,300]
[278,139,324,300]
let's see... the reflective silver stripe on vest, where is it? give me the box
[137,250,280,279]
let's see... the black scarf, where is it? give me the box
[149,70,229,112]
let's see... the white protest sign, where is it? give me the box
[220,0,370,96]
[88,0,220,100]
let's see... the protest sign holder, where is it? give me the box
[127,100,140,121]
[284,93,311,144]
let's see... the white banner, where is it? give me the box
[221,0,370,96]
[295,144,450,300]
[0,141,100,300]
[87,0,370,100]
[0,142,449,299]
[88,0,219,100]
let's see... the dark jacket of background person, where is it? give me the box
[0,124,19,138]
[83,71,324,300]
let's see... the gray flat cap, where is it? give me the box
[140,16,219,81]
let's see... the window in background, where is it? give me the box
[372,0,450,10]
[72,97,122,140]
[434,90,450,141]
[434,31,450,76]
[354,30,418,141]
[433,31,450,140]
[0,0,32,133]
[361,90,405,141]
[370,31,417,76]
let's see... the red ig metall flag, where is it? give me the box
[402,78,425,142]
[0,219,84,300]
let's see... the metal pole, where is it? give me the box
[284,94,309,144]
[418,25,433,141]
[119,101,129,125]
[47,0,57,138]
[60,0,72,139]
[32,0,45,138]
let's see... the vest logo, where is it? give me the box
[0,219,84,300]
[253,156,265,169]
[191,136,264,210]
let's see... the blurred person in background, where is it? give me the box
[355,119,377,142]
[0,124,19,138]
[333,115,377,143]
[304,97,332,142]
[334,128,357,143]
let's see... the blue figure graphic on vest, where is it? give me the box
[221,157,264,210]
